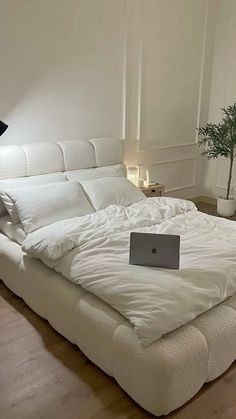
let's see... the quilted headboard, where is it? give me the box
[0,138,124,180]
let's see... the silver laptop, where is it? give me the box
[129,232,180,269]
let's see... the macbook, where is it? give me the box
[129,232,180,269]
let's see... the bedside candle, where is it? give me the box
[144,170,150,187]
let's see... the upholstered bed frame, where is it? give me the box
[0,138,236,417]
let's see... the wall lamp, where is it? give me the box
[0,121,8,136]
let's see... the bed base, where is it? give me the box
[1,233,236,416]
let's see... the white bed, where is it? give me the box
[0,138,236,417]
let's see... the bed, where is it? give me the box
[0,138,236,417]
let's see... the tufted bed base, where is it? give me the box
[1,233,236,416]
[0,138,236,416]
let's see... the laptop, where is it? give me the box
[129,232,180,269]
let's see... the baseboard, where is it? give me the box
[190,196,217,205]
[189,197,201,204]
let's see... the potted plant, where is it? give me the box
[198,103,236,217]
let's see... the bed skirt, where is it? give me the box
[0,232,236,416]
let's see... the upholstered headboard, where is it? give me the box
[0,138,124,180]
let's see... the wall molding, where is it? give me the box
[166,183,196,193]
[136,142,197,153]
[187,195,217,204]
[121,0,213,199]
[135,0,209,152]
[202,1,236,198]
[136,0,143,141]
[137,155,197,197]
[215,185,228,190]
[138,155,196,167]
[121,0,128,140]
[196,0,209,135]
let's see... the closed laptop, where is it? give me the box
[129,232,180,269]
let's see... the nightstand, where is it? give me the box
[140,184,165,197]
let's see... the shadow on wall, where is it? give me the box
[1,1,78,119]
[1,0,124,145]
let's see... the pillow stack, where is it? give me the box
[3,181,94,234]
[0,172,66,221]
[80,177,145,210]
[0,175,146,235]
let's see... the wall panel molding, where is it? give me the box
[201,0,236,198]
[121,0,128,140]
[138,156,197,195]
[139,156,196,167]
[137,0,208,150]
[124,0,217,199]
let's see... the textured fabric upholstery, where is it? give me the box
[22,143,64,175]
[0,145,27,179]
[0,234,235,417]
[1,137,235,416]
[0,138,124,180]
[90,137,124,167]
[66,164,127,181]
[58,140,96,171]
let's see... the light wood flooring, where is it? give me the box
[196,201,236,220]
[0,202,236,419]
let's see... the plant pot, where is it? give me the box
[217,197,236,217]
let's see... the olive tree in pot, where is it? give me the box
[198,103,236,217]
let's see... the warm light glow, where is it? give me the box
[127,166,139,185]
[144,170,150,187]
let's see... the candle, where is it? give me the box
[144,170,149,187]
[138,178,144,187]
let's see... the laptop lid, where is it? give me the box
[129,232,180,269]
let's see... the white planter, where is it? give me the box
[217,197,236,217]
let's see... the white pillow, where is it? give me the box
[80,177,145,210]
[4,181,94,234]
[66,164,127,182]
[0,172,66,222]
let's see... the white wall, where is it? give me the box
[0,0,218,198]
[125,0,218,198]
[202,0,236,198]
[0,0,126,143]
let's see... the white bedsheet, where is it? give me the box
[22,197,236,347]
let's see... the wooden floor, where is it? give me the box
[0,202,236,419]
[196,201,236,220]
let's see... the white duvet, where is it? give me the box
[22,197,236,347]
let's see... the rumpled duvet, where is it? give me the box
[22,197,236,347]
